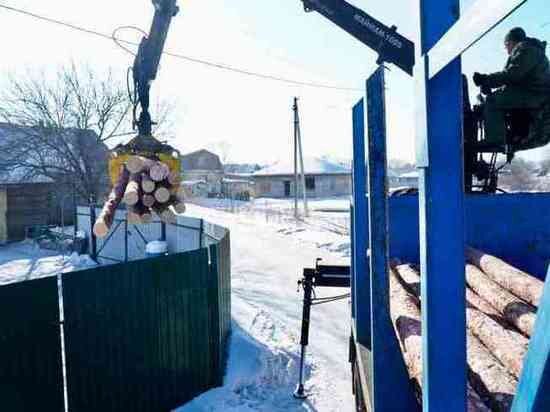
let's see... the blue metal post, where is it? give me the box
[352,99,370,348]
[512,266,550,411]
[350,205,356,320]
[415,1,466,410]
[367,67,419,412]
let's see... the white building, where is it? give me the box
[253,157,351,198]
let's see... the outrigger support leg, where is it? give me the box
[294,268,314,399]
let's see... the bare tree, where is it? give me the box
[0,63,174,201]
[207,140,232,165]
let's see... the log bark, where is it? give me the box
[467,332,517,412]
[153,204,177,224]
[389,270,491,412]
[466,264,537,336]
[394,264,529,378]
[467,247,543,307]
[466,288,502,318]
[127,203,153,225]
[93,167,130,237]
[126,155,157,174]
[123,174,141,206]
[167,171,181,186]
[467,306,528,378]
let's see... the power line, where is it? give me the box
[0,2,362,92]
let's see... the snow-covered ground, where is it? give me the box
[178,200,353,412]
[0,241,96,285]
[0,196,353,411]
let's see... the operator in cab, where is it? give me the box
[473,27,550,146]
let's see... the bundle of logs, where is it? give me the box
[93,156,186,238]
[390,247,544,412]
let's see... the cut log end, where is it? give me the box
[141,177,156,194]
[93,221,110,238]
[142,194,156,208]
[155,187,171,203]
[126,156,145,174]
[150,162,170,182]
[172,201,186,214]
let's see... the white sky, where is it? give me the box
[0,0,548,164]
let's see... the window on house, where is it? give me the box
[306,176,315,190]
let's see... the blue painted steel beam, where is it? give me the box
[352,99,370,348]
[366,67,419,412]
[415,1,466,411]
[512,265,550,411]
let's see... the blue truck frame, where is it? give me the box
[348,1,550,411]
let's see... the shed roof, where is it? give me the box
[181,149,223,171]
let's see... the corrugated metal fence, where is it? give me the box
[0,225,231,412]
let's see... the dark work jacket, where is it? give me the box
[486,37,550,96]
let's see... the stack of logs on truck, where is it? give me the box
[390,248,544,411]
[93,156,186,237]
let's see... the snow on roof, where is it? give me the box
[253,156,350,176]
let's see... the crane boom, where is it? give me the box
[134,0,179,136]
[301,0,415,75]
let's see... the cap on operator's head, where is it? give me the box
[505,27,527,43]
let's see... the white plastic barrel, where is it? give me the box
[146,240,168,258]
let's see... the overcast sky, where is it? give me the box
[0,0,548,164]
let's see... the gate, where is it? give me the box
[0,277,64,411]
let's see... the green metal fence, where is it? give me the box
[0,228,230,412]
[0,277,64,411]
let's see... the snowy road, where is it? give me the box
[178,204,353,412]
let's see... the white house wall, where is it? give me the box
[254,174,351,198]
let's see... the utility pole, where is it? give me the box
[293,97,309,218]
[293,98,299,218]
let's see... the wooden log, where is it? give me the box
[467,332,517,412]
[141,174,156,194]
[394,264,529,378]
[123,174,141,206]
[150,162,170,182]
[126,155,157,174]
[467,247,543,307]
[467,306,528,378]
[154,186,171,203]
[167,171,181,186]
[153,204,177,224]
[93,166,130,237]
[389,270,491,412]
[142,194,156,208]
[466,264,537,336]
[171,198,186,214]
[466,288,502,318]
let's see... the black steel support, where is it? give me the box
[294,262,351,399]
[89,204,97,261]
[161,221,167,241]
[294,268,315,399]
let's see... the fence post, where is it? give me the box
[89,203,97,261]
[161,222,167,242]
[199,219,204,249]
[124,216,129,262]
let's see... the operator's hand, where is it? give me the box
[473,72,488,87]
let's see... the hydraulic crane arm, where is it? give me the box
[301,0,415,76]
[134,0,179,136]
